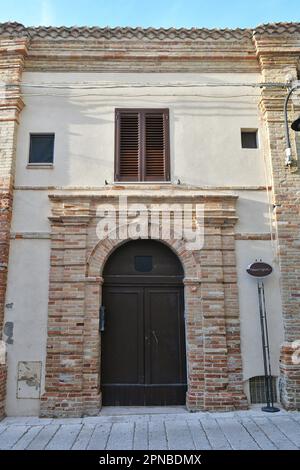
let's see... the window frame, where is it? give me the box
[241,129,259,149]
[115,108,170,182]
[28,133,55,167]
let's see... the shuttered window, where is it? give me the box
[115,109,170,182]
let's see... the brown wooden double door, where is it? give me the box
[101,285,187,406]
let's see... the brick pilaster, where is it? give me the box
[255,29,300,409]
[184,278,204,410]
[199,224,247,411]
[222,226,248,409]
[40,217,95,417]
[185,213,247,412]
[0,37,28,418]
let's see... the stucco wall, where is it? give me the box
[3,70,284,414]
[4,239,50,416]
[15,72,267,187]
[236,240,284,379]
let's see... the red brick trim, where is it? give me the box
[40,193,248,417]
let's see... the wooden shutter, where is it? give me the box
[116,111,139,181]
[115,109,169,182]
[144,111,169,181]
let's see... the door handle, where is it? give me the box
[99,306,105,332]
[152,330,159,344]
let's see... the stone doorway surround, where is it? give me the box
[40,187,248,417]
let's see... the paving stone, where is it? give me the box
[150,413,190,422]
[26,425,60,450]
[82,416,104,425]
[72,424,95,450]
[111,415,149,424]
[252,418,298,450]
[236,407,288,418]
[165,419,195,450]
[239,418,277,450]
[0,410,299,450]
[87,423,112,450]
[52,418,82,425]
[25,417,53,426]
[187,412,210,419]
[133,421,148,450]
[46,424,82,450]
[200,418,232,450]
[1,417,30,426]
[269,416,300,448]
[289,412,300,423]
[13,426,44,450]
[100,406,187,416]
[0,425,29,449]
[148,421,167,450]
[216,417,259,450]
[187,419,212,450]
[106,422,135,450]
[209,412,237,419]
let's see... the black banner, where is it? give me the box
[0,450,298,465]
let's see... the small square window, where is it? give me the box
[134,256,153,273]
[29,134,55,165]
[241,130,258,149]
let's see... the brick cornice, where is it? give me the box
[0,38,29,73]
[48,190,239,200]
[253,24,300,57]
[253,25,300,77]
[0,21,297,73]
[1,22,300,74]
[0,22,259,73]
[48,191,239,227]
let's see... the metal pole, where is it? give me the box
[257,282,270,407]
[261,283,276,408]
[257,280,280,413]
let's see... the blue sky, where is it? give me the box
[0,0,299,29]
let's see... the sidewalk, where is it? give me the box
[0,406,299,450]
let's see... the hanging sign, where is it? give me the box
[246,261,273,278]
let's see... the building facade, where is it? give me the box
[0,22,299,417]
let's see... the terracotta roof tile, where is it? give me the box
[0,22,299,41]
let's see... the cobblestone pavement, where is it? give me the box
[0,407,299,450]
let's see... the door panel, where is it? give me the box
[101,285,187,406]
[101,240,187,406]
[145,287,186,384]
[144,287,187,405]
[101,286,145,405]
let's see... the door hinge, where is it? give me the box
[99,305,106,332]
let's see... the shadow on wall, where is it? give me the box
[20,88,261,187]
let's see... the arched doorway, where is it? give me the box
[101,239,187,406]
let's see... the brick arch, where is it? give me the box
[87,235,199,280]
[85,234,198,412]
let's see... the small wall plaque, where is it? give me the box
[247,261,273,278]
